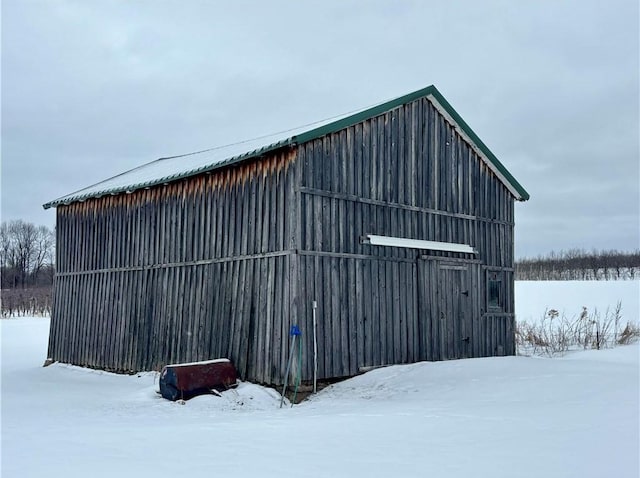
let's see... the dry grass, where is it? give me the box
[516,301,640,356]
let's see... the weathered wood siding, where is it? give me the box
[49,150,299,383]
[49,94,518,385]
[296,96,516,380]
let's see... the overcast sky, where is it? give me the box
[2,0,638,258]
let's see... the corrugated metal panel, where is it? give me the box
[43,85,529,209]
[42,137,296,209]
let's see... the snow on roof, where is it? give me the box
[43,85,530,209]
[42,105,366,210]
[42,128,300,209]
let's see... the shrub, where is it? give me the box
[516,301,639,356]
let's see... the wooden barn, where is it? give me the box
[44,85,529,385]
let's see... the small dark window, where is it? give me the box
[487,271,503,311]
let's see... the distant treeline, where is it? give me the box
[1,287,52,317]
[516,249,640,280]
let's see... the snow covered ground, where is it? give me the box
[2,315,638,478]
[516,280,639,323]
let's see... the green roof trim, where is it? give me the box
[43,84,528,209]
[291,85,529,201]
[293,85,442,145]
[426,87,530,201]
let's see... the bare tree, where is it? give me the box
[0,220,56,289]
[31,225,55,284]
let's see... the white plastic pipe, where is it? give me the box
[363,234,477,254]
[312,300,318,394]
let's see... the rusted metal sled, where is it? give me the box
[159,359,237,401]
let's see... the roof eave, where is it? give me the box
[42,139,296,209]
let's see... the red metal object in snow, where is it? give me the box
[159,359,237,401]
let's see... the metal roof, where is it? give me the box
[43,85,529,209]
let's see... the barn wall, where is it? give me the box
[296,97,516,379]
[49,94,519,385]
[299,97,514,263]
[297,254,419,379]
[49,149,299,383]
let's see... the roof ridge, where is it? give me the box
[43,84,529,209]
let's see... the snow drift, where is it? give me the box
[1,315,638,478]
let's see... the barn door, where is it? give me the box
[436,263,471,360]
[417,259,472,361]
